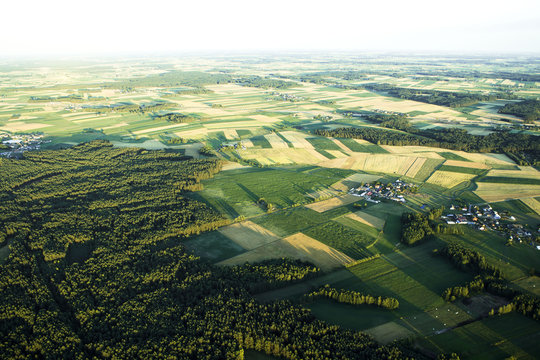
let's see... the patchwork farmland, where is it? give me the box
[1,55,539,360]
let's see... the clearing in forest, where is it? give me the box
[217,233,353,271]
[217,221,280,250]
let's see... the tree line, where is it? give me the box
[84,101,176,114]
[152,112,200,123]
[305,285,399,310]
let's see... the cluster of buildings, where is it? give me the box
[370,109,407,116]
[1,133,46,157]
[269,92,304,102]
[218,142,247,151]
[349,179,416,203]
[441,204,537,243]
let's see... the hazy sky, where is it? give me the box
[2,0,539,56]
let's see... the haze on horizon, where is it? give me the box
[2,0,540,57]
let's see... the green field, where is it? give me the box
[413,158,445,181]
[417,313,540,360]
[195,166,355,218]
[439,165,486,175]
[1,55,539,360]
[304,221,375,259]
[338,138,389,153]
[478,177,540,185]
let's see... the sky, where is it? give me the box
[1,0,539,56]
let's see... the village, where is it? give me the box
[218,141,247,152]
[0,132,46,158]
[269,92,305,102]
[348,179,418,204]
[441,204,539,246]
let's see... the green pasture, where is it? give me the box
[194,166,354,218]
[417,313,540,360]
[338,138,389,153]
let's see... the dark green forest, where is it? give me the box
[0,142,422,359]
[106,71,233,90]
[498,99,540,122]
[235,76,297,89]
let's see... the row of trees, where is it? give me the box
[152,112,200,123]
[29,95,105,103]
[442,276,486,302]
[306,285,400,310]
[86,101,176,114]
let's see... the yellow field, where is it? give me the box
[520,197,540,215]
[264,133,289,149]
[133,123,188,135]
[331,173,381,191]
[487,167,540,179]
[426,171,476,188]
[443,160,490,169]
[101,122,128,130]
[460,152,515,165]
[204,121,262,129]
[174,128,210,139]
[280,131,314,148]
[250,114,281,123]
[221,161,247,171]
[240,148,328,165]
[346,211,385,229]
[218,221,280,250]
[474,183,540,202]
[217,233,353,271]
[0,121,52,132]
[382,146,516,166]
[305,194,361,212]
[404,157,427,178]
[325,150,348,158]
[318,153,420,176]
[223,129,238,140]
